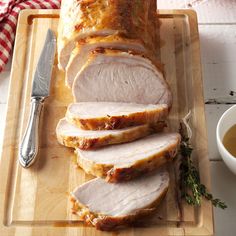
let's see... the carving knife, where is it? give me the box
[19,29,56,168]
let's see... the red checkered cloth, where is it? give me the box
[0,0,61,73]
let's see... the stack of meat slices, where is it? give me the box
[57,0,181,231]
[56,102,181,230]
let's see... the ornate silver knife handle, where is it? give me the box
[19,97,45,168]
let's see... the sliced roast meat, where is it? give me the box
[76,133,181,182]
[71,169,169,231]
[56,118,155,149]
[72,49,172,107]
[58,0,158,70]
[66,102,168,130]
[65,35,147,88]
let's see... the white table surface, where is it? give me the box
[0,1,236,235]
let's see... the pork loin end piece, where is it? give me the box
[56,118,161,149]
[58,0,159,70]
[71,170,169,231]
[66,102,169,130]
[76,133,181,182]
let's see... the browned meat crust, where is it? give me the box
[58,0,159,69]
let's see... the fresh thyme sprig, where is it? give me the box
[179,118,227,209]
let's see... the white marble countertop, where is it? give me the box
[1,1,236,235]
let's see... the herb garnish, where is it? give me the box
[179,112,227,209]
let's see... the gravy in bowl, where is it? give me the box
[223,124,236,157]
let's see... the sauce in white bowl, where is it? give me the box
[216,105,236,174]
[223,124,236,157]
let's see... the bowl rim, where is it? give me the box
[216,104,236,162]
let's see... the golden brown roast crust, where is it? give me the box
[66,105,168,130]
[58,0,159,69]
[62,0,157,45]
[76,136,180,182]
[70,183,168,231]
[75,34,144,47]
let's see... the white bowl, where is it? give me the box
[216,105,236,174]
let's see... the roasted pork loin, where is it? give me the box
[58,0,158,70]
[66,102,169,130]
[56,118,154,149]
[65,35,148,88]
[58,1,177,231]
[71,169,169,231]
[72,49,172,107]
[76,133,180,182]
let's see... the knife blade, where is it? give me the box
[19,29,56,168]
[32,29,56,97]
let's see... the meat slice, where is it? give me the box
[65,35,147,88]
[66,102,169,130]
[71,169,169,231]
[56,118,155,149]
[58,0,158,70]
[76,133,181,182]
[72,49,172,107]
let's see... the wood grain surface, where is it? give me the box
[0,9,213,236]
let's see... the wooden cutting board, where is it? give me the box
[0,9,213,236]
